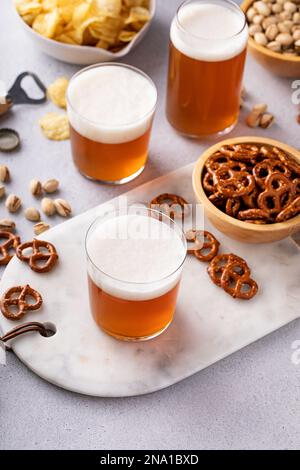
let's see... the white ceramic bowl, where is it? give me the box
[13,0,156,65]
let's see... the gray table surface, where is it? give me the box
[1,0,300,450]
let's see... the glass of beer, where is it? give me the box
[86,207,187,341]
[166,0,248,137]
[67,63,157,184]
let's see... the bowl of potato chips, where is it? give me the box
[13,0,156,65]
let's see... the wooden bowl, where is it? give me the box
[241,0,300,78]
[193,136,300,244]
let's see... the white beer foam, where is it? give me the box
[170,1,248,62]
[87,215,186,301]
[67,66,157,145]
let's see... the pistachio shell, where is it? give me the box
[0,165,10,183]
[29,179,42,197]
[42,179,59,194]
[0,219,16,232]
[25,207,41,222]
[41,198,56,216]
[0,184,5,199]
[54,199,72,217]
[5,194,21,213]
[34,222,50,235]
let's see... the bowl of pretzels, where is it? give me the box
[193,136,300,244]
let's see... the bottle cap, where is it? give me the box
[0,128,20,151]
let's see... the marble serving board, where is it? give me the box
[0,164,300,397]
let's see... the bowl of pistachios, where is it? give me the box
[241,0,300,77]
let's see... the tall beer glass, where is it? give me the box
[67,64,157,184]
[86,207,187,341]
[166,0,248,137]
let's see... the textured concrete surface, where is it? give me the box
[0,0,300,450]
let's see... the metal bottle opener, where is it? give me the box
[0,71,47,117]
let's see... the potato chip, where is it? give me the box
[39,112,70,140]
[130,20,147,32]
[16,0,151,52]
[118,30,136,42]
[15,0,42,17]
[47,77,69,109]
[43,0,58,11]
[89,16,124,44]
[21,13,37,25]
[63,28,85,44]
[70,18,100,44]
[82,27,98,45]
[95,39,110,49]
[71,2,92,29]
[14,0,31,6]
[32,9,61,38]
[125,6,150,24]
[54,22,65,35]
[124,0,149,7]
[58,0,85,23]
[55,32,78,44]
[93,0,122,16]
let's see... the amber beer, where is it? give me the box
[67,64,157,184]
[86,208,187,341]
[88,279,180,340]
[166,0,248,137]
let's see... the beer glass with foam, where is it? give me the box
[166,0,248,137]
[67,64,157,184]
[86,207,187,341]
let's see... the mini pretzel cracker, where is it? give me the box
[238,208,270,222]
[225,160,248,173]
[150,193,189,220]
[220,261,258,300]
[220,144,259,161]
[216,169,255,198]
[257,173,295,215]
[185,227,259,300]
[203,172,215,193]
[16,239,58,273]
[207,253,258,300]
[260,145,278,159]
[276,196,300,223]
[226,198,241,217]
[243,220,267,225]
[185,230,220,262]
[253,160,291,188]
[0,285,43,321]
[205,152,231,174]
[202,143,300,224]
[276,149,300,177]
[242,188,258,209]
[208,192,225,208]
[294,179,300,194]
[0,231,21,266]
[207,254,250,287]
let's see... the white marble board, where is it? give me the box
[0,163,299,397]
